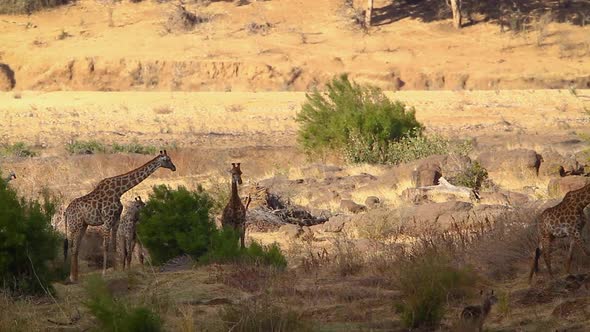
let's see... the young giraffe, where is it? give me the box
[64,150,176,283]
[221,163,250,248]
[117,196,146,270]
[460,290,498,332]
[528,182,590,283]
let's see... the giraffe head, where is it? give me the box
[131,196,146,210]
[8,171,16,181]
[157,150,176,172]
[230,163,243,185]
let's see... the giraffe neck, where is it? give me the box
[229,179,241,205]
[568,182,590,211]
[4,174,13,183]
[110,157,161,196]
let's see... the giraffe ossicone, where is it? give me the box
[64,150,176,283]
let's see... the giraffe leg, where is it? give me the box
[541,236,554,279]
[110,225,119,271]
[240,224,246,249]
[135,238,145,265]
[69,225,87,283]
[566,238,576,274]
[116,231,126,270]
[572,230,590,256]
[127,237,134,268]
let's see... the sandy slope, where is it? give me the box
[1,0,589,91]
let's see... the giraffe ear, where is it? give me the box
[480,289,483,295]
[231,163,235,167]
[159,150,163,155]
[164,149,167,155]
[237,163,241,167]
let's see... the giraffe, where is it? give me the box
[460,290,498,332]
[221,163,250,248]
[64,150,176,283]
[528,182,590,284]
[117,196,146,270]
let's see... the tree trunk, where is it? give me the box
[450,0,462,29]
[366,0,374,27]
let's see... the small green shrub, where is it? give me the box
[202,227,287,269]
[395,248,476,329]
[0,0,69,14]
[296,74,423,158]
[1,142,38,157]
[344,129,472,165]
[221,296,310,332]
[84,275,162,332]
[0,172,61,295]
[137,185,216,265]
[112,142,158,155]
[66,140,107,155]
[450,161,488,190]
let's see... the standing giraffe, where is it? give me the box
[117,196,146,270]
[528,182,590,283]
[64,150,176,283]
[221,163,250,248]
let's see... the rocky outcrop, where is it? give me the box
[477,149,542,175]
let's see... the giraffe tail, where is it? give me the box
[528,247,541,283]
[63,213,69,262]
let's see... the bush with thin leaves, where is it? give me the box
[137,185,216,265]
[84,275,162,332]
[450,161,488,191]
[0,172,61,295]
[0,0,69,14]
[296,74,423,159]
[395,248,476,329]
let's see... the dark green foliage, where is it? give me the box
[221,296,310,332]
[0,0,69,14]
[450,161,489,191]
[0,142,38,157]
[202,227,288,269]
[395,249,475,329]
[66,140,107,155]
[0,172,61,295]
[112,142,157,155]
[296,74,423,158]
[84,275,162,332]
[137,185,216,265]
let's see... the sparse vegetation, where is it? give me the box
[450,161,489,191]
[0,0,69,14]
[0,142,38,157]
[0,172,61,295]
[112,141,158,155]
[296,74,423,160]
[66,140,158,155]
[395,248,476,329]
[66,140,107,155]
[84,275,162,332]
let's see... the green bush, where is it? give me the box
[343,129,472,164]
[450,161,489,191]
[0,172,61,295]
[112,142,158,155]
[137,185,216,265]
[296,74,423,158]
[0,142,38,157]
[66,140,107,155]
[84,275,162,332]
[395,249,475,329]
[202,227,287,269]
[0,0,69,14]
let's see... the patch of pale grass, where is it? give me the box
[343,163,389,177]
[489,171,550,197]
[350,184,403,207]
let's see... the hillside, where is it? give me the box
[1,0,589,92]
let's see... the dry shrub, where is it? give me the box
[330,234,365,277]
[246,22,272,35]
[165,3,210,33]
[215,264,277,293]
[469,208,538,280]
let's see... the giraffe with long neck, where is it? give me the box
[529,181,590,283]
[221,163,248,248]
[64,150,176,283]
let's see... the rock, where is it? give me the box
[409,154,471,183]
[539,150,584,177]
[412,162,442,187]
[401,177,476,203]
[551,298,590,319]
[301,226,314,240]
[279,224,302,239]
[364,196,381,209]
[323,215,349,233]
[547,176,590,197]
[246,208,284,232]
[340,199,367,214]
[477,149,542,175]
[478,192,510,205]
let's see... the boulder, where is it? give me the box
[279,224,302,239]
[401,177,477,203]
[539,150,584,177]
[323,215,349,233]
[410,154,472,182]
[477,149,542,175]
[547,176,590,197]
[412,162,441,187]
[364,196,381,209]
[340,199,367,214]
